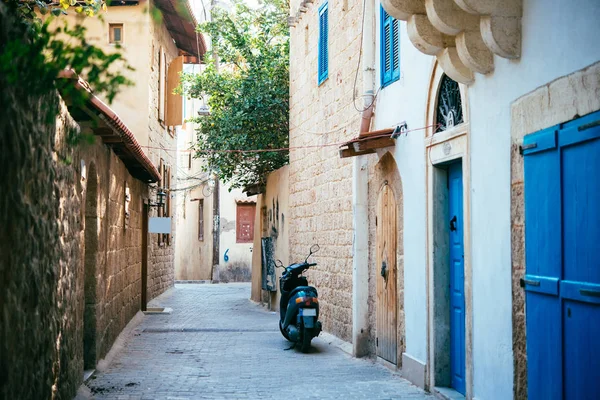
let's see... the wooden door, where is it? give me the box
[376,184,398,364]
[236,203,256,243]
[523,110,600,400]
[448,162,465,395]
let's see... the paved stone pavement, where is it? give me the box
[87,283,431,400]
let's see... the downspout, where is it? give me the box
[352,0,375,358]
[210,0,220,281]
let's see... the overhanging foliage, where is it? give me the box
[179,0,289,191]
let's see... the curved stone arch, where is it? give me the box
[372,151,405,366]
[425,59,469,139]
[83,161,99,370]
[424,58,474,396]
[382,0,521,84]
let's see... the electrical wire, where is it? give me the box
[351,0,381,113]
[140,123,440,154]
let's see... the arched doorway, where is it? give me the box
[83,163,98,370]
[373,152,404,367]
[425,63,472,397]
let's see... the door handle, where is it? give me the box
[580,289,600,298]
[520,278,540,287]
[450,216,457,232]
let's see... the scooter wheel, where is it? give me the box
[279,320,292,341]
[301,327,313,353]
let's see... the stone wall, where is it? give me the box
[1,8,64,396]
[145,2,181,300]
[0,8,155,397]
[76,131,148,367]
[288,0,364,341]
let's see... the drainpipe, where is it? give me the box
[352,0,375,358]
[210,0,220,281]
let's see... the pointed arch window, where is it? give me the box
[435,74,464,133]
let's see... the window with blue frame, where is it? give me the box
[380,7,400,87]
[318,1,329,85]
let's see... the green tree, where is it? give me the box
[180,0,289,191]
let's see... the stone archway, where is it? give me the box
[371,152,405,367]
[83,162,98,370]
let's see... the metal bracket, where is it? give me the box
[519,142,537,155]
[520,278,541,288]
[580,288,600,297]
[578,119,600,131]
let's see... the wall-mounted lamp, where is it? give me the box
[149,188,167,210]
[207,176,216,188]
[197,105,211,116]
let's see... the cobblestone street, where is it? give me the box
[86,283,431,399]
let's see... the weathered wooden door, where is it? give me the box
[448,161,465,395]
[376,184,397,364]
[236,203,256,243]
[524,110,600,400]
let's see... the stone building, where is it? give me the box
[253,0,600,399]
[54,0,209,295]
[1,1,207,397]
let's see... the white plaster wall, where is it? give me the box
[371,0,600,397]
[219,186,256,266]
[469,1,600,399]
[372,9,434,365]
[174,64,214,280]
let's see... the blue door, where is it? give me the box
[448,161,466,395]
[523,110,600,400]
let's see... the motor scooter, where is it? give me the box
[277,244,322,352]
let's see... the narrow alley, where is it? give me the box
[85,283,431,400]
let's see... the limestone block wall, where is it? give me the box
[146,6,181,299]
[251,166,290,309]
[77,140,148,363]
[288,0,364,341]
[0,92,149,399]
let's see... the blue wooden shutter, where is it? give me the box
[391,18,400,81]
[381,7,400,87]
[318,2,328,85]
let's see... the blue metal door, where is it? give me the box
[523,110,600,400]
[448,161,466,395]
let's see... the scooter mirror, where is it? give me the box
[310,244,320,254]
[275,260,284,268]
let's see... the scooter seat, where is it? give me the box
[288,285,318,299]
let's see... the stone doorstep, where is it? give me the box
[175,280,214,284]
[433,386,466,400]
[143,307,173,315]
[83,369,95,383]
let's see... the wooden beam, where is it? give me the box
[101,136,123,144]
[354,137,395,152]
[339,147,376,158]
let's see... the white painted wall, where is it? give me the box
[174,64,214,280]
[468,1,600,399]
[372,0,600,397]
[219,186,256,267]
[373,7,434,367]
